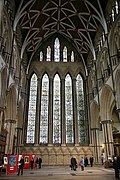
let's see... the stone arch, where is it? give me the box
[115,70,120,109]
[90,101,100,128]
[109,17,120,55]
[100,85,115,121]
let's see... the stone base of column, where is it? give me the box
[75,144,79,147]
[19,144,24,146]
[34,144,39,146]
[48,144,53,146]
[61,144,66,147]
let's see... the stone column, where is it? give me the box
[22,77,29,144]
[116,108,120,120]
[72,79,78,145]
[60,44,63,62]
[15,127,22,154]
[48,78,53,145]
[101,120,114,160]
[0,107,4,133]
[51,43,54,61]
[35,78,42,144]
[91,128,101,163]
[5,119,16,154]
[61,78,66,145]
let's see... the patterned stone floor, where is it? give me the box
[0,165,117,180]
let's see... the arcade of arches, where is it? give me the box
[0,0,120,165]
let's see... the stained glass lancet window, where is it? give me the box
[63,46,67,62]
[54,38,60,62]
[53,74,61,143]
[116,1,118,14]
[26,73,37,143]
[65,74,73,143]
[76,74,85,143]
[112,9,115,21]
[40,51,43,61]
[47,46,51,61]
[40,74,49,143]
[71,51,74,62]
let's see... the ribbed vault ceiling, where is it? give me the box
[14,0,108,71]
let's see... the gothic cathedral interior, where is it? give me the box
[0,0,120,165]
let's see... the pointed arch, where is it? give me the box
[90,101,100,128]
[115,70,120,109]
[65,73,73,143]
[71,51,74,62]
[100,85,115,121]
[26,73,37,143]
[63,46,67,62]
[53,73,61,143]
[40,73,49,143]
[76,73,85,143]
[46,46,51,61]
[54,38,60,62]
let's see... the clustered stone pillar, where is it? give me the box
[116,108,120,121]
[61,78,66,145]
[0,107,4,133]
[5,119,16,154]
[23,77,29,144]
[35,78,42,144]
[101,120,114,160]
[91,128,101,163]
[48,78,53,145]
[15,127,22,154]
[72,79,78,145]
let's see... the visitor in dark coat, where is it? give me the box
[70,156,77,171]
[84,156,88,167]
[90,155,94,167]
[113,156,120,179]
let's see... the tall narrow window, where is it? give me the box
[53,74,61,143]
[116,1,118,14]
[27,73,37,143]
[76,74,85,143]
[71,51,74,62]
[65,74,73,143]
[63,46,67,62]
[54,38,60,62]
[40,51,43,61]
[40,74,49,143]
[112,9,115,21]
[47,46,51,61]
[102,33,105,42]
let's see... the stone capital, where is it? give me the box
[5,119,16,124]
[100,120,112,124]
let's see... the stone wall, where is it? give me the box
[18,145,93,165]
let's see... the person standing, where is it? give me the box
[38,157,42,169]
[89,155,94,167]
[79,157,84,171]
[36,157,39,169]
[17,157,24,176]
[70,156,77,171]
[30,157,34,169]
[113,156,120,179]
[84,156,88,167]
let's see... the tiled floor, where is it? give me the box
[0,165,117,180]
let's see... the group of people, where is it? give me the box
[70,155,94,171]
[17,156,42,176]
